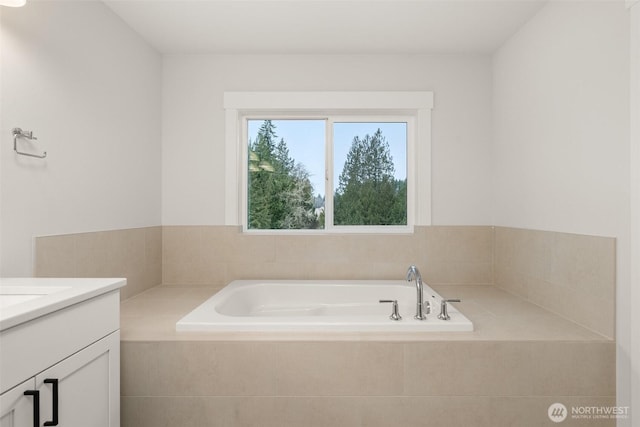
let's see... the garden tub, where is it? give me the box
[176,280,473,332]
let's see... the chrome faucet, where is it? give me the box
[406,265,427,320]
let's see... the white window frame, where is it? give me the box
[224,91,434,232]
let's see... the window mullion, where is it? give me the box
[241,116,249,231]
[325,117,335,231]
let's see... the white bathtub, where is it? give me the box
[176,280,473,332]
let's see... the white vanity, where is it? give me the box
[0,278,125,427]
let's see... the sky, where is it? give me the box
[248,119,407,198]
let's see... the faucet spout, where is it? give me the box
[406,265,427,320]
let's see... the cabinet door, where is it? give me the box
[36,331,120,427]
[0,378,37,427]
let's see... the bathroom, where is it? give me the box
[0,0,638,425]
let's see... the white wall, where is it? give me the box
[493,2,629,238]
[629,1,640,421]
[162,54,493,226]
[492,1,631,422]
[0,1,162,276]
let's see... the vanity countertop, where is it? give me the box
[0,277,126,331]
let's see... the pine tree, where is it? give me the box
[334,129,406,225]
[248,120,319,229]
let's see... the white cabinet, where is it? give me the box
[1,332,118,427]
[0,282,123,427]
[0,379,36,427]
[36,332,119,427]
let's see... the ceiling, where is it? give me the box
[102,0,547,55]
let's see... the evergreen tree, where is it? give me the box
[248,120,319,229]
[334,129,406,225]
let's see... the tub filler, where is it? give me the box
[176,280,473,332]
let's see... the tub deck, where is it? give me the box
[120,284,609,341]
[120,284,615,427]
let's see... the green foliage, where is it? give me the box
[248,120,319,229]
[249,122,405,229]
[334,129,407,225]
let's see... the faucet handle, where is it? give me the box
[437,299,461,321]
[379,300,402,321]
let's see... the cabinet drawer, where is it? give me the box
[0,291,119,394]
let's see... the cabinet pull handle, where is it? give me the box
[23,390,40,427]
[44,378,59,426]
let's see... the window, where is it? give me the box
[332,121,408,227]
[246,119,326,230]
[224,92,433,232]
[244,117,409,231]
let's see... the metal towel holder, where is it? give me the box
[12,127,46,158]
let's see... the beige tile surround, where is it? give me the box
[162,225,494,286]
[34,225,616,337]
[120,282,616,426]
[121,338,615,426]
[31,225,618,426]
[160,225,615,338]
[494,227,616,339]
[122,395,617,427]
[35,226,162,300]
[119,284,606,342]
[120,285,616,427]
